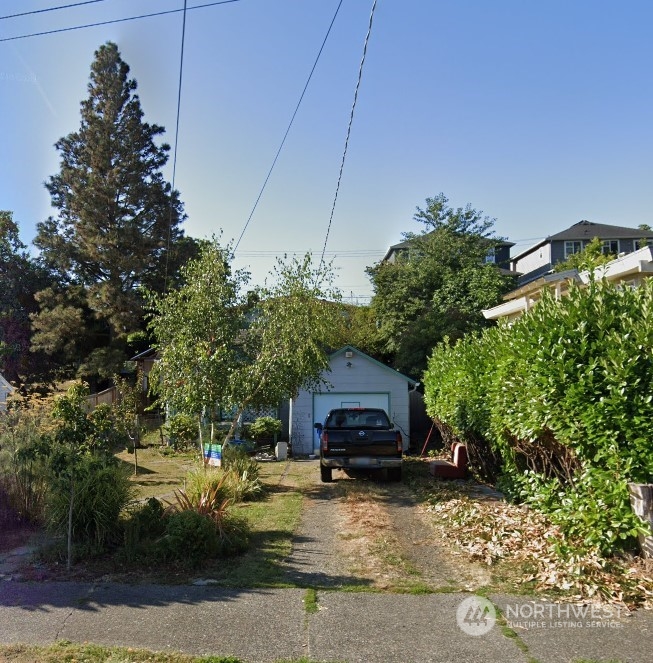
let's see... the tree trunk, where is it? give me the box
[133,414,139,476]
[67,479,74,571]
[198,414,204,459]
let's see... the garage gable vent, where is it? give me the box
[345,351,353,358]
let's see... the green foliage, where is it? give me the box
[164,476,250,557]
[0,211,51,383]
[184,467,232,506]
[31,42,195,382]
[43,383,136,567]
[554,236,614,273]
[0,396,53,522]
[221,447,265,502]
[423,278,653,555]
[248,416,282,440]
[187,454,265,504]
[46,454,134,550]
[148,239,246,432]
[165,412,198,450]
[161,510,219,568]
[149,245,342,444]
[122,497,167,561]
[367,193,515,377]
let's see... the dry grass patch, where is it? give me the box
[333,480,428,592]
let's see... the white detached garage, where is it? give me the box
[289,346,417,455]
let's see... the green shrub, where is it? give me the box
[424,278,653,555]
[122,497,166,561]
[165,473,251,556]
[248,416,282,440]
[0,399,52,523]
[161,510,219,568]
[46,455,134,551]
[221,446,265,501]
[165,412,197,450]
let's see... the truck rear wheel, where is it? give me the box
[320,465,333,483]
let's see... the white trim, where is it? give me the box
[483,247,653,321]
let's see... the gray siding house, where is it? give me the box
[289,346,417,456]
[383,236,514,269]
[511,220,653,285]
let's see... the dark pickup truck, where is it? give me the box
[314,407,403,483]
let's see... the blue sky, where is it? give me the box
[2,0,653,301]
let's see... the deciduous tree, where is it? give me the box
[0,211,50,383]
[367,193,515,378]
[148,242,343,445]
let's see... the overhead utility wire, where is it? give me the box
[0,0,107,21]
[0,0,240,42]
[164,0,188,292]
[319,0,377,267]
[233,0,344,252]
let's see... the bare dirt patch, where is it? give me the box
[331,474,492,591]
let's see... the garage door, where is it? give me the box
[313,392,390,431]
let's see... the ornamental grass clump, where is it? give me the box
[164,475,250,558]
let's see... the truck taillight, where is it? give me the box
[396,432,403,453]
[321,431,328,452]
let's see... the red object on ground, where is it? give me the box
[428,442,469,479]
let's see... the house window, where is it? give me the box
[601,240,619,256]
[635,239,653,250]
[484,248,496,264]
[564,241,583,258]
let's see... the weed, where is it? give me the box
[303,587,318,613]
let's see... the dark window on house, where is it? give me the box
[564,241,583,258]
[635,239,653,250]
[484,248,496,264]
[602,240,620,256]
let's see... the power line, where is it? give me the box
[0,0,107,21]
[164,0,189,292]
[0,0,240,42]
[235,249,384,257]
[319,0,377,268]
[233,0,344,252]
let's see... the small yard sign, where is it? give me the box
[203,443,222,467]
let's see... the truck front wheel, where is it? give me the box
[320,465,333,483]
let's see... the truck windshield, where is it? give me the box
[325,410,390,429]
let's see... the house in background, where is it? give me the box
[382,235,514,270]
[483,245,653,322]
[0,373,15,412]
[289,346,418,456]
[511,220,653,286]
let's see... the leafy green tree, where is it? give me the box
[367,193,515,378]
[32,42,196,383]
[148,243,343,445]
[554,236,614,273]
[227,254,342,438]
[332,303,385,360]
[148,240,246,447]
[0,211,50,384]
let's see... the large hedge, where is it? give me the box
[424,277,653,554]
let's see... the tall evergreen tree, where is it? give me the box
[32,42,194,382]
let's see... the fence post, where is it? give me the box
[628,483,653,558]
